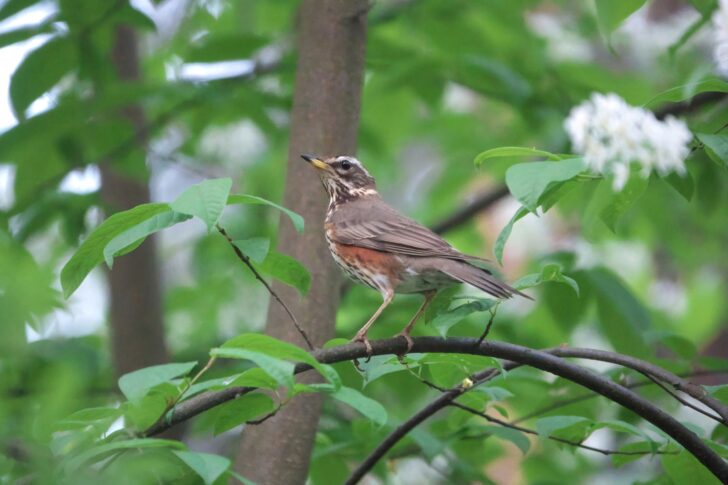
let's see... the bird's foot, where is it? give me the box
[351,334,373,371]
[395,332,414,364]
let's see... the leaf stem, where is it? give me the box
[216,225,314,350]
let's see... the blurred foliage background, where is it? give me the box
[1,0,727,483]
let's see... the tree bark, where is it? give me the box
[235,1,368,483]
[101,25,170,377]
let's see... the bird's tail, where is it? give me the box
[440,260,531,300]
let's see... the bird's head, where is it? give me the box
[301,154,377,202]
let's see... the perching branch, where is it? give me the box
[216,225,313,350]
[141,337,728,482]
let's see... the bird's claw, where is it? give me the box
[395,333,414,362]
[351,334,373,371]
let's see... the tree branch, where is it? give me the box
[430,186,511,235]
[140,337,728,482]
[654,91,728,120]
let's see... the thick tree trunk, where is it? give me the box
[101,26,170,377]
[235,1,368,483]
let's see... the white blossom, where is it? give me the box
[714,0,728,75]
[564,93,692,191]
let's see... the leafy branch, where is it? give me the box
[450,401,677,457]
[136,337,728,482]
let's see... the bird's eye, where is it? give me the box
[340,160,352,171]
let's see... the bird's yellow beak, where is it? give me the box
[301,154,328,170]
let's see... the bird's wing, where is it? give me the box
[328,199,488,262]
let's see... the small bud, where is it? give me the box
[461,377,474,389]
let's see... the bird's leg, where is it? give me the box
[352,290,394,363]
[396,290,436,357]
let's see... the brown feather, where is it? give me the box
[328,196,489,262]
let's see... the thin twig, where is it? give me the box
[450,401,676,457]
[148,356,218,433]
[640,372,725,424]
[476,305,499,345]
[398,357,447,392]
[513,369,728,424]
[246,405,282,425]
[174,356,217,405]
[216,225,314,350]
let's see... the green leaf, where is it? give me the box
[213,393,276,435]
[706,384,728,403]
[587,267,651,358]
[600,175,649,232]
[478,425,530,454]
[228,368,280,390]
[257,251,311,296]
[331,386,387,426]
[431,299,497,337]
[228,194,305,233]
[612,441,661,467]
[65,438,184,473]
[116,2,157,31]
[186,33,269,62]
[173,451,231,485]
[55,407,122,431]
[118,361,197,401]
[664,171,694,201]
[493,206,528,265]
[210,348,295,388]
[512,263,579,296]
[471,386,514,403]
[0,0,41,21]
[357,354,422,388]
[662,451,721,484]
[10,37,77,117]
[535,416,593,442]
[104,211,191,267]
[696,133,728,169]
[597,420,649,439]
[170,178,233,231]
[645,78,728,106]
[658,333,698,360]
[688,0,718,14]
[474,146,564,166]
[124,393,169,430]
[221,333,339,386]
[505,158,585,212]
[232,238,270,264]
[0,23,55,49]
[595,0,647,34]
[61,203,172,298]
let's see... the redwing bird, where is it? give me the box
[302,154,528,354]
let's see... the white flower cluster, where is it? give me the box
[564,93,692,191]
[714,0,728,75]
